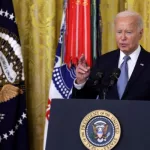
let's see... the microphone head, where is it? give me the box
[95,71,104,80]
[93,71,104,85]
[87,69,104,88]
[111,68,121,79]
[109,68,121,87]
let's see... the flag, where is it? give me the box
[44,2,76,148]
[91,0,102,63]
[44,0,102,149]
[65,0,92,67]
[0,0,28,150]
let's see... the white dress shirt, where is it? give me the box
[118,45,141,79]
[74,45,141,89]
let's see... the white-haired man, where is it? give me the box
[72,10,150,100]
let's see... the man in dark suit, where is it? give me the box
[72,10,150,100]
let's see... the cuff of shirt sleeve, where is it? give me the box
[73,79,87,90]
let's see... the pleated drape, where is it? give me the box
[12,0,150,149]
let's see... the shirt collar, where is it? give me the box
[119,45,141,63]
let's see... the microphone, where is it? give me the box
[102,68,121,99]
[108,68,121,87]
[93,72,104,86]
[86,70,104,90]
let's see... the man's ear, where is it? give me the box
[140,29,143,35]
[139,29,143,39]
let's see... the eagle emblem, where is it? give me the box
[92,120,110,143]
[0,84,23,103]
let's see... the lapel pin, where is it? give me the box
[140,63,144,66]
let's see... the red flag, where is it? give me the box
[82,0,91,66]
[65,0,92,67]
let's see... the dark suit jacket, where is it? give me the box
[72,46,150,100]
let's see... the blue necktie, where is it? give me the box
[117,55,130,99]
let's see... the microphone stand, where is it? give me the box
[102,87,108,100]
[102,68,121,100]
[102,74,118,100]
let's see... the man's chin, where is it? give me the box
[119,48,129,52]
[120,49,134,55]
[120,48,128,52]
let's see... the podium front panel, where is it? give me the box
[46,99,150,150]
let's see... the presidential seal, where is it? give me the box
[80,110,121,150]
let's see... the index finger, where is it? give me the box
[78,54,86,64]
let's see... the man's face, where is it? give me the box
[115,16,143,54]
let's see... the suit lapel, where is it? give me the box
[122,48,147,99]
[110,50,120,69]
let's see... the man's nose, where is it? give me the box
[121,33,126,40]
